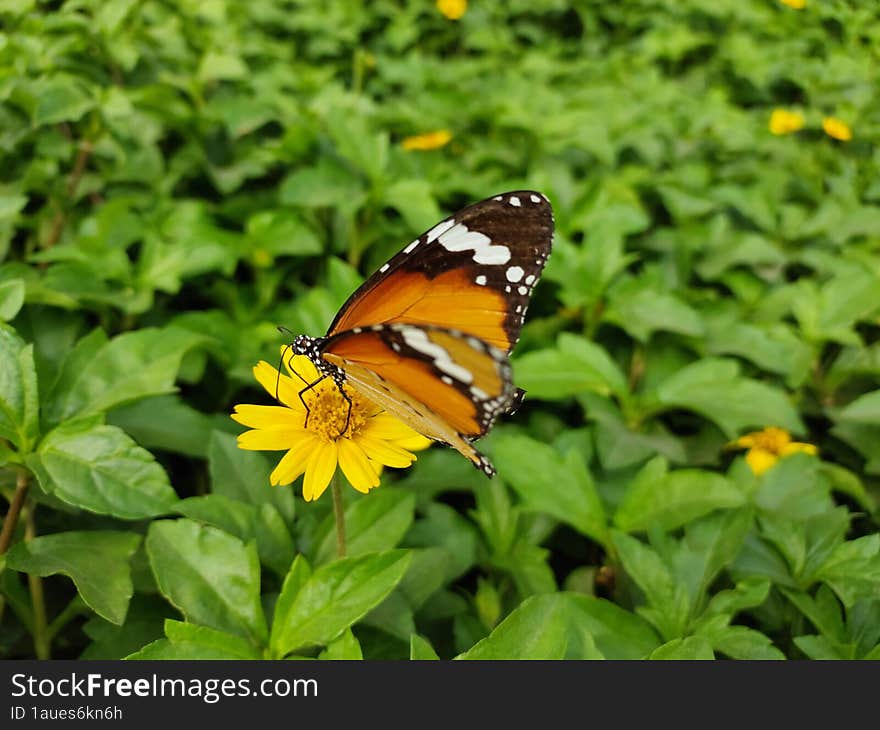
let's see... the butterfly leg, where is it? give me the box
[331,373,353,438]
[297,374,329,429]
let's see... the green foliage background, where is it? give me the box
[1,0,879,660]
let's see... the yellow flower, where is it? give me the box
[231,354,432,501]
[401,129,452,151]
[779,0,805,9]
[769,109,805,135]
[437,0,467,20]
[822,116,852,141]
[730,427,817,476]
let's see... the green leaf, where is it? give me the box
[146,519,267,646]
[566,594,660,659]
[176,494,256,542]
[312,488,415,565]
[648,636,714,660]
[410,634,440,660]
[5,531,140,624]
[653,357,803,437]
[0,326,39,452]
[615,457,746,533]
[513,333,627,400]
[45,327,204,425]
[605,280,704,342]
[712,626,784,660]
[32,75,95,126]
[837,390,880,425]
[458,594,570,660]
[108,395,232,459]
[162,620,262,659]
[270,550,411,657]
[319,628,363,660]
[492,434,608,548]
[816,535,880,607]
[612,531,690,640]
[0,279,24,321]
[208,431,295,522]
[27,418,178,519]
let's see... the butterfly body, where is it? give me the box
[287,191,553,476]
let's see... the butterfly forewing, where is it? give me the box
[326,191,553,354]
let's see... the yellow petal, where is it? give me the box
[282,352,320,384]
[822,117,852,141]
[270,435,319,486]
[769,109,804,135]
[746,448,778,476]
[354,434,417,468]
[338,439,380,494]
[781,442,818,456]
[231,404,305,430]
[239,427,314,452]
[252,361,306,411]
[303,440,338,502]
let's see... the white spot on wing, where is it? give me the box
[525,274,535,285]
[530,194,541,203]
[509,196,521,207]
[475,275,487,286]
[379,263,390,273]
[399,327,473,384]
[518,285,528,295]
[438,222,511,265]
[403,239,419,254]
[426,219,455,243]
[506,266,524,283]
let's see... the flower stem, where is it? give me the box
[0,469,30,555]
[331,473,346,559]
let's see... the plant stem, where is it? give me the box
[47,596,86,642]
[0,469,30,555]
[25,503,50,660]
[331,473,346,559]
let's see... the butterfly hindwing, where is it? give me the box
[326,191,553,354]
[320,323,515,475]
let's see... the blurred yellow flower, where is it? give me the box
[401,129,452,151]
[232,354,431,500]
[769,109,805,135]
[822,116,853,141]
[779,0,806,9]
[730,427,817,476]
[437,0,467,20]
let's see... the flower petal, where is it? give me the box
[232,404,306,430]
[239,427,313,452]
[270,434,319,486]
[283,352,320,384]
[781,442,818,457]
[355,434,417,468]
[253,361,306,411]
[303,440,338,502]
[338,439,380,494]
[746,448,778,476]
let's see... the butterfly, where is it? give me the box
[284,191,554,476]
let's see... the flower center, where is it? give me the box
[751,427,791,455]
[304,382,370,441]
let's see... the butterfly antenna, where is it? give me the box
[275,342,293,403]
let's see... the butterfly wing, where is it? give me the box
[320,323,514,475]
[326,191,553,354]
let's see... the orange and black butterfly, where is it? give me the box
[285,191,553,476]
